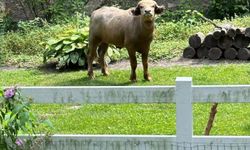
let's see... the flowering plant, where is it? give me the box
[0,87,52,149]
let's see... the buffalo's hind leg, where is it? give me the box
[98,43,109,76]
[87,37,100,79]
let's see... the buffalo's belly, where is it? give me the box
[101,31,125,48]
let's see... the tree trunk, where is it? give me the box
[183,46,196,58]
[205,103,218,135]
[197,45,208,59]
[224,47,237,60]
[208,47,222,60]
[204,34,218,48]
[189,32,205,49]
[237,48,250,60]
[218,36,233,50]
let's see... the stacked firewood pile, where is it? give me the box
[183,25,250,60]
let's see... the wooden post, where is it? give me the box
[176,77,193,145]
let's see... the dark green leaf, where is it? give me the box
[76,43,85,49]
[42,119,54,129]
[12,104,24,114]
[70,52,79,64]
[107,47,113,56]
[70,35,81,41]
[63,40,73,45]
[62,45,72,53]
[78,58,85,66]
[47,39,61,45]
[55,44,64,51]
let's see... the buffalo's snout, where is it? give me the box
[145,9,151,14]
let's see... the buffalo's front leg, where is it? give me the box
[142,52,152,81]
[128,50,137,82]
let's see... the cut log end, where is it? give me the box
[233,34,250,49]
[208,47,222,60]
[197,45,208,59]
[204,34,218,48]
[213,30,221,40]
[237,48,250,60]
[224,48,237,60]
[218,36,233,50]
[245,28,250,37]
[189,32,205,49]
[183,47,196,59]
[227,28,236,38]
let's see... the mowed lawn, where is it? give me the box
[2,63,250,135]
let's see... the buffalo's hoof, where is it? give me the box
[130,79,137,83]
[144,75,152,81]
[102,70,110,76]
[130,75,137,82]
[88,72,95,80]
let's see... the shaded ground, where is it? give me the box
[1,57,250,71]
[109,57,250,70]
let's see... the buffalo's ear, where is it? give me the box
[155,5,165,14]
[131,5,141,16]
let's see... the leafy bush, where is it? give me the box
[43,27,121,69]
[0,87,52,149]
[46,0,87,22]
[43,27,89,69]
[0,14,87,65]
[206,0,250,20]
[0,13,17,34]
[17,18,47,32]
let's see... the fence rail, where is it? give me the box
[15,77,250,150]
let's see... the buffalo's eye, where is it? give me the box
[139,5,143,9]
[151,5,155,8]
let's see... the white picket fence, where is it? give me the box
[17,77,250,150]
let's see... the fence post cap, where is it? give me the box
[176,77,192,82]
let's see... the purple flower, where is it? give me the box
[15,138,23,146]
[4,87,16,99]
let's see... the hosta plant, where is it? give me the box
[43,27,121,69]
[43,27,89,69]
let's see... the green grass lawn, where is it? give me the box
[31,103,250,135]
[2,64,250,135]
[1,64,250,86]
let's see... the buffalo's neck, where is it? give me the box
[139,17,154,39]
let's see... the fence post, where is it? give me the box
[175,77,193,145]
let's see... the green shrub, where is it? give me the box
[0,87,52,149]
[206,0,250,20]
[43,27,121,69]
[17,18,47,32]
[0,29,49,55]
[43,27,89,69]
